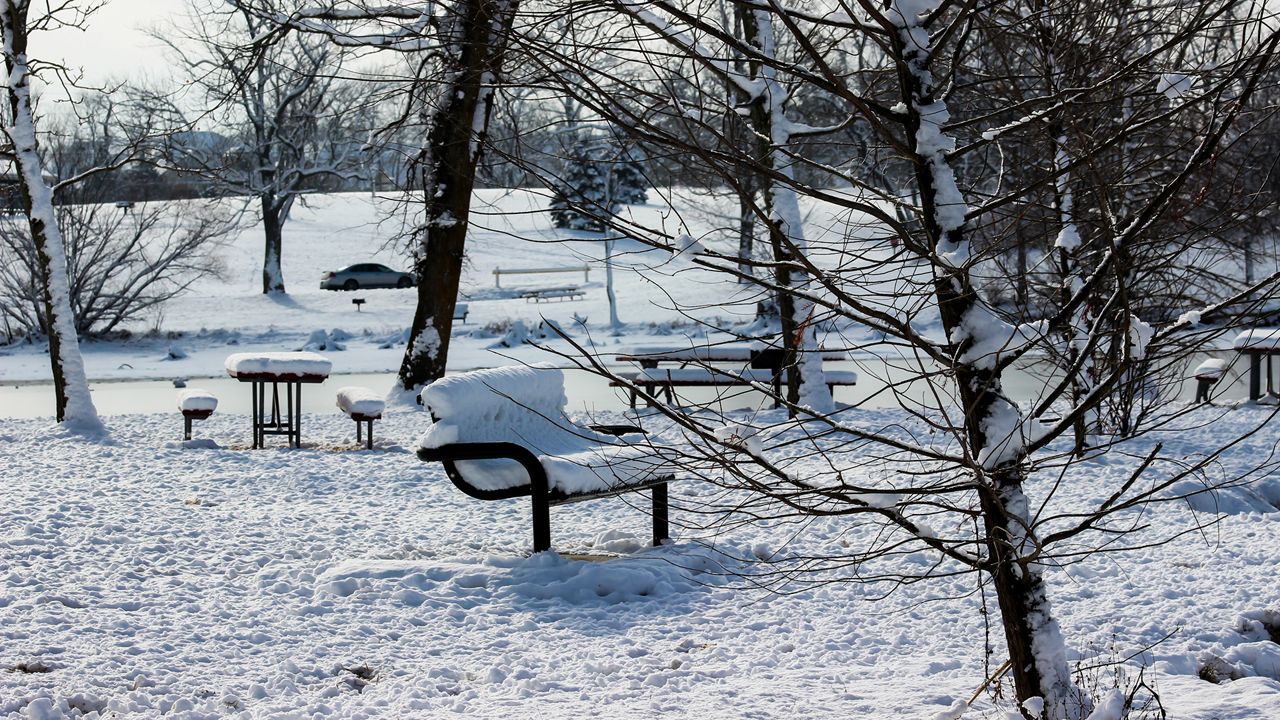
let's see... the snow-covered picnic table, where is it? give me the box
[612,343,855,407]
[1232,329,1280,401]
[225,352,332,448]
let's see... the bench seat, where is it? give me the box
[337,386,385,449]
[177,389,217,440]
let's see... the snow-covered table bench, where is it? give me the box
[1233,329,1280,401]
[416,365,676,552]
[336,387,385,450]
[226,352,332,448]
[1192,358,1229,404]
[177,389,217,440]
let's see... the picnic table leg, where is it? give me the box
[1250,353,1262,400]
[252,381,262,449]
[651,483,669,546]
[294,383,302,448]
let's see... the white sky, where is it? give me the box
[41,0,185,86]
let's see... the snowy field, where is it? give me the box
[1,406,1279,719]
[2,190,1280,718]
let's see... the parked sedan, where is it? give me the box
[320,263,415,291]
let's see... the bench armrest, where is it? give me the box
[588,424,647,436]
[417,442,547,501]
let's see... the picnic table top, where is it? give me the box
[225,352,332,382]
[615,343,851,362]
[1233,329,1280,351]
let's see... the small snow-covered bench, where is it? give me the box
[454,303,469,324]
[336,387,385,450]
[416,365,675,552]
[177,389,218,440]
[1192,358,1229,403]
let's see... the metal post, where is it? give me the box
[295,383,302,448]
[651,483,669,546]
[184,416,192,441]
[1251,353,1262,401]
[365,420,373,450]
[356,420,363,443]
[251,381,261,448]
[531,483,551,553]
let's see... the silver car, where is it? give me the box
[320,263,415,291]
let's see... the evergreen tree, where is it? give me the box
[550,143,611,231]
[610,146,648,205]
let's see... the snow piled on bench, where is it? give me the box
[335,387,385,418]
[224,352,333,378]
[1233,329,1280,350]
[419,365,675,495]
[176,389,217,413]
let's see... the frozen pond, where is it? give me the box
[0,354,1256,420]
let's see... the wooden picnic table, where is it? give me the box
[225,352,332,448]
[1233,329,1280,401]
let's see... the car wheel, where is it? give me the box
[396,276,412,289]
[343,279,359,291]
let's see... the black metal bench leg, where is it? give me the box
[531,486,552,553]
[366,420,373,450]
[184,416,192,441]
[651,482,669,546]
[356,420,362,444]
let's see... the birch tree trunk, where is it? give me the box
[0,0,103,433]
[394,0,519,404]
[739,8,830,415]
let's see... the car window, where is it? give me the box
[372,264,392,273]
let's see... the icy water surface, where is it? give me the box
[0,355,1258,419]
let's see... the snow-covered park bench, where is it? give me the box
[519,286,585,303]
[416,365,675,552]
[336,387,385,450]
[454,302,470,324]
[177,389,218,440]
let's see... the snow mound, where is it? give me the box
[224,351,332,378]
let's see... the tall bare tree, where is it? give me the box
[235,0,520,402]
[156,0,366,295]
[0,0,103,431]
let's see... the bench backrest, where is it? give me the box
[420,365,606,453]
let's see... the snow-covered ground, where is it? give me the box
[1,406,1278,719]
[2,190,1279,718]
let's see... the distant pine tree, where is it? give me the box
[610,147,648,205]
[550,143,611,231]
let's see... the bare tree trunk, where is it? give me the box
[395,0,519,403]
[739,8,829,415]
[0,0,103,433]
[737,184,754,282]
[261,194,285,294]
